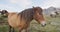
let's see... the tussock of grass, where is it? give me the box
[0,15,60,32]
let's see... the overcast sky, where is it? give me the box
[0,0,60,12]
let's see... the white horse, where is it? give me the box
[50,11,59,18]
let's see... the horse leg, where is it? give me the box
[12,28,15,32]
[9,25,12,32]
[9,25,15,32]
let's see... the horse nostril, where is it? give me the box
[41,24,46,27]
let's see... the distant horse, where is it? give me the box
[55,11,59,15]
[0,7,46,32]
[50,11,59,18]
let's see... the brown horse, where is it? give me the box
[0,7,46,32]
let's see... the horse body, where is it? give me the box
[8,13,21,28]
[8,12,33,28]
[0,7,46,32]
[7,9,34,32]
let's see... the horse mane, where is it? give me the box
[19,8,34,22]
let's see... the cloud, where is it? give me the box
[9,0,18,4]
[0,0,60,12]
[53,0,60,7]
[9,0,32,9]
[40,0,60,8]
[0,4,18,12]
[0,0,32,12]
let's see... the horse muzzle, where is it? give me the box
[40,21,46,27]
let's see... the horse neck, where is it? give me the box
[20,9,34,22]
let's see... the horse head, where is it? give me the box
[33,6,46,27]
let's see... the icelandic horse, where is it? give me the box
[0,6,46,32]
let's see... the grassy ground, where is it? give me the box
[0,15,60,32]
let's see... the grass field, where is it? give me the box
[0,15,60,32]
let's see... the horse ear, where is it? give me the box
[33,6,37,11]
[33,6,36,11]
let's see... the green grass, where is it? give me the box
[0,25,8,32]
[0,15,60,32]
